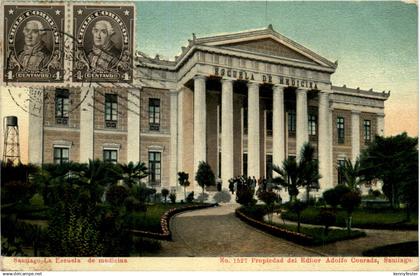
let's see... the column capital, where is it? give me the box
[169,90,179,96]
[296,87,309,93]
[221,78,234,84]
[193,75,207,81]
[377,113,385,118]
[273,84,287,90]
[247,81,260,88]
[351,110,361,115]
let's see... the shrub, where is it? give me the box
[169,193,176,204]
[124,196,146,213]
[152,193,162,203]
[372,190,382,197]
[161,188,170,203]
[186,191,194,203]
[318,209,336,235]
[236,186,256,206]
[196,193,209,202]
[213,190,231,203]
[323,185,351,209]
[106,185,129,207]
[29,193,45,207]
[133,237,162,255]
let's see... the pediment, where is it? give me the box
[221,37,316,64]
[195,27,336,69]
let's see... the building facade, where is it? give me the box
[27,26,389,196]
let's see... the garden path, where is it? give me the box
[155,204,322,257]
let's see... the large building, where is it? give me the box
[25,25,389,196]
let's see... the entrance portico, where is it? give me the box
[175,26,339,194]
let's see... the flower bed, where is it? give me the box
[131,203,217,240]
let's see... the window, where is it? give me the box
[105,94,117,128]
[149,151,161,185]
[103,149,118,164]
[54,147,69,164]
[266,155,273,180]
[288,110,296,134]
[337,117,345,143]
[266,110,273,136]
[364,120,371,144]
[337,159,346,185]
[149,98,160,131]
[243,108,248,135]
[55,89,69,125]
[308,114,317,136]
[243,153,248,176]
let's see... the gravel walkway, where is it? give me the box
[147,204,418,257]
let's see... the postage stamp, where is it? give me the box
[72,5,134,83]
[3,5,65,83]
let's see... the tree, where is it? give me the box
[298,143,321,201]
[322,185,351,210]
[359,133,418,209]
[178,172,190,200]
[337,158,363,192]
[119,162,148,188]
[272,157,299,202]
[340,191,361,234]
[289,200,307,233]
[195,161,216,201]
[257,191,280,223]
[161,188,169,203]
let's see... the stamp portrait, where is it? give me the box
[73,5,134,83]
[3,5,65,82]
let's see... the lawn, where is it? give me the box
[363,241,419,257]
[282,207,418,229]
[129,203,198,233]
[268,221,366,246]
[239,205,366,245]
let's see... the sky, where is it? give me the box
[134,1,418,136]
[1,1,418,163]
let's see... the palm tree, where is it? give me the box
[119,162,149,188]
[338,158,363,192]
[272,157,300,202]
[298,143,321,202]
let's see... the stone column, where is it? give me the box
[28,88,44,164]
[221,78,234,186]
[193,75,207,187]
[318,92,332,190]
[80,87,94,162]
[377,114,385,136]
[329,107,334,188]
[272,84,286,175]
[127,89,140,163]
[177,88,184,175]
[247,82,260,178]
[296,88,308,159]
[170,90,178,187]
[351,110,361,163]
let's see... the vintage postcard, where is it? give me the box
[0,0,418,273]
